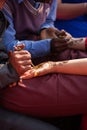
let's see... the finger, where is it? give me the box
[57,30,67,38]
[17,59,33,67]
[13,54,32,61]
[13,50,31,56]
[54,38,69,43]
[9,51,31,62]
[17,55,31,60]
[9,82,17,88]
[17,66,32,75]
[55,29,61,36]
[18,81,26,88]
[60,29,66,35]
[22,65,33,71]
[20,69,35,79]
[20,74,30,79]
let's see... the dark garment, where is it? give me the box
[0,107,59,130]
[5,0,51,40]
[41,115,82,130]
[0,40,19,89]
[0,39,8,64]
[0,63,19,89]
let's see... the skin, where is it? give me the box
[40,28,71,39]
[9,44,33,87]
[68,37,86,50]
[57,0,87,20]
[21,58,87,79]
[9,44,33,76]
[40,28,73,52]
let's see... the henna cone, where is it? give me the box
[20,61,54,79]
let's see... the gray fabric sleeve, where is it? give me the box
[0,63,19,89]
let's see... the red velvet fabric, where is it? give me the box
[0,49,87,117]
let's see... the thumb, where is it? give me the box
[14,43,25,51]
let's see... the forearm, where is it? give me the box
[57,3,87,20]
[53,58,87,75]
[0,63,19,89]
[21,58,87,79]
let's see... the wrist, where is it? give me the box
[39,28,47,35]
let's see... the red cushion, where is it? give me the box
[81,115,87,130]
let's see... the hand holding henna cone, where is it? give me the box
[20,61,54,79]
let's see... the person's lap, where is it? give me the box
[0,49,87,117]
[0,72,87,117]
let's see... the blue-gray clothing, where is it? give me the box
[0,40,19,89]
[0,10,19,89]
[0,63,19,89]
[2,0,57,58]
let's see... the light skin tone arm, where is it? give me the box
[20,58,87,79]
[57,0,87,20]
[52,58,87,75]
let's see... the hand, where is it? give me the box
[9,44,33,76]
[20,61,54,79]
[40,27,72,41]
[14,44,25,51]
[50,37,70,53]
[40,27,61,40]
[58,30,72,40]
[50,29,73,53]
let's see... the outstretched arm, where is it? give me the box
[21,58,87,79]
[57,0,87,20]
